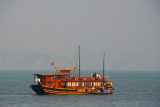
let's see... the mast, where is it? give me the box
[103,52,105,82]
[79,45,80,77]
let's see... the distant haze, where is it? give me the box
[0,0,160,71]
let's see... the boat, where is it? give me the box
[30,46,114,95]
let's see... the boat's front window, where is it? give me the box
[56,75,62,79]
[51,76,54,79]
[62,75,66,79]
[43,76,45,80]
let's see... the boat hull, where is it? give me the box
[30,84,113,95]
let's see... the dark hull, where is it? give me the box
[30,84,79,95]
[30,84,48,95]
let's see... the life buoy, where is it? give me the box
[92,77,95,80]
[75,77,78,81]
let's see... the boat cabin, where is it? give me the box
[33,69,107,89]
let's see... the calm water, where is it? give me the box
[0,71,160,107]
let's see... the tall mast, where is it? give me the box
[79,45,80,77]
[103,53,105,82]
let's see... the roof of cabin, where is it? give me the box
[34,72,71,76]
[59,69,78,71]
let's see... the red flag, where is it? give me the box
[51,62,55,66]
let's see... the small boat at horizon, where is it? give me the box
[30,46,114,95]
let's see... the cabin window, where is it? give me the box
[78,82,81,86]
[76,82,78,86]
[93,82,97,86]
[69,82,70,86]
[72,82,76,86]
[97,82,100,86]
[81,82,84,86]
[93,82,95,86]
[91,82,93,86]
[62,75,66,79]
[86,82,88,86]
[67,82,71,86]
[75,82,76,86]
[48,82,50,86]
[86,82,89,86]
[57,76,60,79]
[51,76,54,79]
[43,76,45,79]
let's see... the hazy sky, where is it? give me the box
[0,0,160,71]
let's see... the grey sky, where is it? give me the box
[0,0,160,71]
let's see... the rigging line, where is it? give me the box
[105,53,111,81]
[69,47,78,69]
[96,56,100,72]
[97,55,102,73]
[105,54,110,81]
[75,48,79,69]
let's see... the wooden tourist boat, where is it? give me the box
[30,46,114,95]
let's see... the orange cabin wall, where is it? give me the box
[40,76,65,88]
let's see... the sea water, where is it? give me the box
[0,71,160,107]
